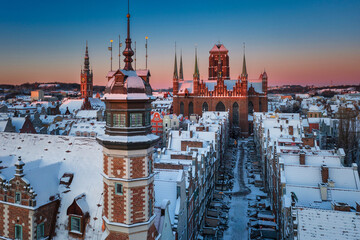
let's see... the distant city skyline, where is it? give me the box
[0,0,359,88]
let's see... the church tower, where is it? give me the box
[173,50,179,95]
[193,48,200,95]
[208,43,230,80]
[241,50,248,96]
[97,8,159,240]
[81,42,93,99]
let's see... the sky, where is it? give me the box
[0,0,359,89]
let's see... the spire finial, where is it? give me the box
[173,42,178,80]
[179,49,184,80]
[123,0,134,71]
[193,46,200,80]
[84,41,90,71]
[241,42,248,78]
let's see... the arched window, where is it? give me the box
[216,102,226,112]
[259,99,262,112]
[202,102,209,112]
[189,102,194,115]
[180,102,184,115]
[248,101,254,114]
[233,102,239,126]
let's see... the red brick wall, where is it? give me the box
[131,157,145,178]
[7,205,31,240]
[0,204,4,236]
[35,200,60,239]
[147,222,158,240]
[103,182,109,219]
[106,231,129,240]
[131,186,146,223]
[112,157,126,178]
[112,187,127,223]
[181,141,203,151]
[103,154,109,175]
[154,163,184,170]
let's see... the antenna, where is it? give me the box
[145,36,148,69]
[108,40,113,71]
[118,35,122,69]
[135,41,137,70]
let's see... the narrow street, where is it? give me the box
[223,140,251,239]
[223,138,271,240]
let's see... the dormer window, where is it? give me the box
[15,192,21,204]
[70,216,81,233]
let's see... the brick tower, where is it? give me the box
[208,44,230,80]
[80,42,93,99]
[97,9,159,240]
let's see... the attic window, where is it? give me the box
[70,216,81,233]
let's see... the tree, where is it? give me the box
[337,107,360,167]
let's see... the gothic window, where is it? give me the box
[70,216,81,233]
[216,102,226,112]
[180,102,184,115]
[259,99,262,112]
[189,102,194,115]
[233,102,239,126]
[115,183,123,195]
[130,113,142,127]
[15,192,21,204]
[202,102,209,112]
[248,101,254,114]
[37,223,44,240]
[15,225,22,240]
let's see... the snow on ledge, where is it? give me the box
[97,133,159,144]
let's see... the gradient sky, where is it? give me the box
[0,0,359,89]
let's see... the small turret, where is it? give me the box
[262,70,268,94]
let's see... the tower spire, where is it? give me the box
[123,0,134,71]
[173,43,178,80]
[193,47,200,80]
[179,49,184,80]
[84,41,90,71]
[241,42,248,78]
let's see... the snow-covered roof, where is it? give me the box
[75,110,98,119]
[0,132,104,239]
[295,207,360,240]
[59,99,84,114]
[154,169,183,225]
[11,117,25,132]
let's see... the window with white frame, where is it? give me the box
[70,216,81,233]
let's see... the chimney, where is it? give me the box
[179,129,182,136]
[280,125,283,132]
[289,126,294,135]
[299,151,305,165]
[319,183,328,201]
[190,130,193,138]
[321,164,329,183]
